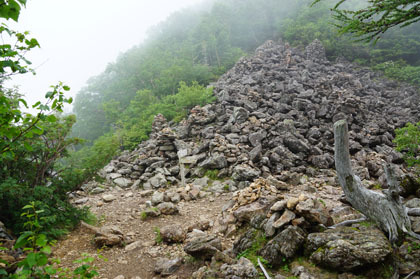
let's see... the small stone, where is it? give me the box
[125,241,142,251]
[74,198,89,204]
[270,200,286,212]
[286,197,299,209]
[91,187,106,194]
[125,192,133,198]
[151,191,165,205]
[273,209,296,229]
[102,194,117,202]
[114,178,132,188]
[161,225,186,243]
[157,202,179,215]
[114,275,125,279]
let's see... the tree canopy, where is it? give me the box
[313,0,420,42]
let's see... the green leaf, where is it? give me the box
[0,269,7,275]
[14,231,33,249]
[45,91,54,98]
[40,245,51,254]
[18,98,28,108]
[25,252,37,268]
[23,142,33,152]
[44,265,57,275]
[35,234,48,247]
[36,253,48,266]
[46,114,57,122]
[32,101,41,108]
[63,85,70,91]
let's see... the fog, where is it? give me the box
[7,0,202,112]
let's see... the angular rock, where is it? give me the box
[160,224,186,243]
[306,226,392,271]
[295,198,333,226]
[184,233,222,260]
[148,173,167,189]
[231,107,249,124]
[264,212,280,237]
[272,209,296,229]
[113,177,132,188]
[157,202,179,215]
[154,257,183,276]
[233,198,272,223]
[232,165,261,181]
[102,194,117,203]
[260,225,306,264]
[199,155,228,169]
[220,257,259,279]
[151,191,165,206]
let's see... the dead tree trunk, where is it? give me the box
[334,119,420,242]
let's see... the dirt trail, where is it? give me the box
[54,188,232,279]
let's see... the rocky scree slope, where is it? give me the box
[62,40,420,279]
[99,39,419,193]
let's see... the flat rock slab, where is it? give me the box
[306,226,392,271]
[102,194,117,202]
[184,233,222,260]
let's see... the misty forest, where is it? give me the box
[1,0,420,278]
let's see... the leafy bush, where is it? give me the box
[373,61,420,87]
[394,122,420,168]
[0,202,99,279]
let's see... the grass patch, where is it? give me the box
[236,230,269,269]
[204,169,220,180]
[82,210,98,225]
[154,227,163,244]
[140,211,147,221]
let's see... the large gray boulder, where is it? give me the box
[199,155,227,169]
[306,226,392,271]
[260,225,306,265]
[232,164,261,181]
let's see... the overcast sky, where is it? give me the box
[7,0,201,112]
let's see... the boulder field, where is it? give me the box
[67,39,420,279]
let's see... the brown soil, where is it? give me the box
[53,188,232,279]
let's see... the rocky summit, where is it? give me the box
[100,39,419,191]
[61,39,420,279]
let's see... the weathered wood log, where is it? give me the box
[334,119,420,242]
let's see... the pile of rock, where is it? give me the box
[99,39,419,193]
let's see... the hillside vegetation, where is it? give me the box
[71,0,420,160]
[1,0,420,240]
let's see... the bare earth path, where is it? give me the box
[53,188,232,279]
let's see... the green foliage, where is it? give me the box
[313,0,420,43]
[373,61,420,87]
[394,122,420,168]
[60,132,120,187]
[406,241,420,254]
[0,2,87,237]
[0,0,27,22]
[71,0,420,157]
[0,202,99,279]
[140,211,147,221]
[166,81,215,122]
[204,169,220,181]
[154,227,163,244]
[236,230,268,268]
[284,0,420,86]
[119,82,215,150]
